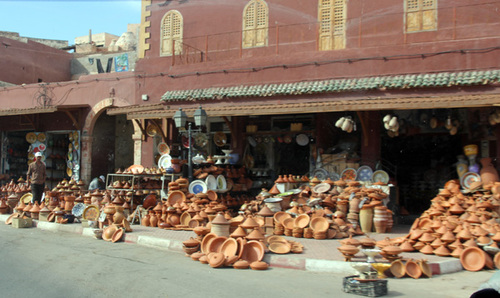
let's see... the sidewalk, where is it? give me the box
[0,214,463,275]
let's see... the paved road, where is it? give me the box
[0,223,494,298]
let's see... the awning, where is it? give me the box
[161,69,500,102]
[127,93,500,120]
[106,103,164,116]
[0,106,57,116]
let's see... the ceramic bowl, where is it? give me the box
[310,216,329,232]
[241,240,265,263]
[269,241,291,254]
[201,233,217,254]
[208,236,227,253]
[220,238,238,258]
[294,214,310,229]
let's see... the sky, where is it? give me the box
[0,0,141,45]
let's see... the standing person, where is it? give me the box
[89,175,106,191]
[26,151,47,204]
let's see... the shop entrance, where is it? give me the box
[91,113,134,180]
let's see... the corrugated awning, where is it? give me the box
[127,93,500,120]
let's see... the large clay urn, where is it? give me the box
[480,158,500,185]
[359,205,373,233]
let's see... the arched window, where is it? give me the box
[160,10,183,56]
[405,0,437,32]
[242,0,268,48]
[318,0,346,51]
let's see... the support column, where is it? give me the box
[80,135,93,187]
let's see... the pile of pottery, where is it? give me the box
[260,175,394,240]
[396,179,500,271]
[181,212,303,270]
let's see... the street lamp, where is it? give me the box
[173,106,207,182]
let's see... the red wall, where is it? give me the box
[135,0,500,103]
[0,37,72,85]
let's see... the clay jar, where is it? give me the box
[349,197,361,213]
[113,206,126,224]
[64,195,76,211]
[480,157,500,185]
[359,205,373,234]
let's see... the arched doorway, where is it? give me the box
[91,113,134,180]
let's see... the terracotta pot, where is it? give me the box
[359,206,373,234]
[480,157,500,185]
[233,259,249,269]
[405,259,422,279]
[250,261,269,270]
[390,260,406,278]
[460,247,489,271]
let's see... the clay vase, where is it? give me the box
[373,206,388,233]
[141,214,151,227]
[480,158,500,185]
[150,213,158,228]
[359,205,373,234]
[64,195,76,212]
[113,206,126,224]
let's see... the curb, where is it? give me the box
[0,214,464,275]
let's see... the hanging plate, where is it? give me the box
[38,144,46,151]
[341,168,357,182]
[157,142,170,155]
[296,134,309,146]
[158,154,172,169]
[82,205,100,221]
[66,167,73,177]
[37,133,46,143]
[311,168,329,181]
[356,165,374,182]
[216,175,227,191]
[372,170,390,184]
[213,132,227,147]
[146,123,159,137]
[194,133,208,148]
[26,132,37,144]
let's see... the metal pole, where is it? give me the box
[188,122,193,182]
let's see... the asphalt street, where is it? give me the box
[0,223,494,298]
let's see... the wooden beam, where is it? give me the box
[62,110,81,130]
[356,111,369,147]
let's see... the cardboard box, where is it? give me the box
[12,217,33,228]
[39,212,49,222]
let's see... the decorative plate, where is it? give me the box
[205,175,217,190]
[312,168,329,181]
[72,203,86,217]
[68,150,73,160]
[189,180,207,194]
[330,172,341,181]
[194,133,208,148]
[20,193,33,204]
[26,132,37,144]
[461,172,481,189]
[341,168,357,182]
[146,123,159,137]
[158,154,172,170]
[372,170,390,184]
[38,143,46,151]
[313,183,331,193]
[356,165,374,181]
[296,134,309,146]
[283,135,292,144]
[216,175,227,191]
[82,205,100,221]
[182,135,195,148]
[73,131,79,142]
[157,142,170,155]
[276,191,295,197]
[214,132,227,147]
[37,133,46,143]
[66,167,73,177]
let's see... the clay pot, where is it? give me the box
[390,260,406,278]
[460,247,491,271]
[141,214,150,227]
[405,259,422,279]
[418,259,432,278]
[480,158,500,185]
[208,252,226,268]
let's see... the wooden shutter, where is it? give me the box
[242,0,268,48]
[318,0,345,51]
[406,0,436,32]
[161,10,183,56]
